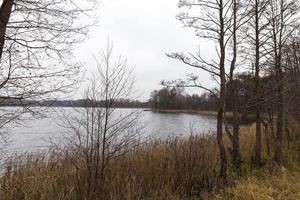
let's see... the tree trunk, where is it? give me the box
[263,121,271,156]
[254,0,262,165]
[273,0,285,164]
[0,0,14,62]
[255,109,262,164]
[230,0,241,169]
[217,106,227,180]
[232,119,241,168]
[218,0,227,181]
[275,73,284,164]
[285,117,291,146]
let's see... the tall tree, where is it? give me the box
[266,0,299,164]
[240,0,270,165]
[248,0,269,165]
[168,0,239,180]
[253,0,263,166]
[226,0,241,169]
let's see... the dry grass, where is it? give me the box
[205,167,300,200]
[0,135,221,200]
[0,123,299,200]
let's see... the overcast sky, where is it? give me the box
[75,0,216,100]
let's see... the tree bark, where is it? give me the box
[0,0,14,62]
[217,107,227,180]
[263,120,271,156]
[232,117,241,168]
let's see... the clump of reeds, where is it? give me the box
[0,135,221,200]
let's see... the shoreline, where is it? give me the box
[144,108,255,124]
[144,108,223,117]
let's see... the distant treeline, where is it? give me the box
[149,87,218,111]
[149,71,300,121]
[0,98,149,108]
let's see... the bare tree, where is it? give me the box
[225,0,250,169]
[62,42,142,200]
[252,0,264,166]
[265,0,299,164]
[0,0,96,127]
[242,0,270,165]
[167,0,241,180]
[283,36,300,125]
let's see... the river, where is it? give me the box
[1,108,217,155]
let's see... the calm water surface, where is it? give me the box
[3,108,217,154]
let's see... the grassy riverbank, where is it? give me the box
[1,124,299,199]
[204,166,300,200]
